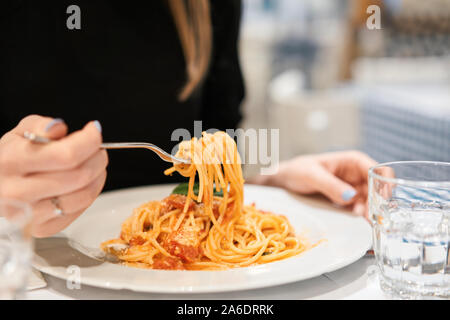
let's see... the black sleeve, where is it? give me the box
[0,1,26,135]
[200,0,245,131]
[0,1,24,19]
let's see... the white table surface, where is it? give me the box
[25,255,388,300]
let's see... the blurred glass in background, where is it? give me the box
[239,0,450,176]
[0,199,33,299]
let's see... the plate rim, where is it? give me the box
[33,184,372,293]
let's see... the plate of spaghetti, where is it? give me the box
[33,131,372,293]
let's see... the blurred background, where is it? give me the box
[238,0,450,177]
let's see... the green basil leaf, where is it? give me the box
[171,182,223,197]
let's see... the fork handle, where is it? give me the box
[23,132,189,164]
[100,142,188,164]
[101,142,157,149]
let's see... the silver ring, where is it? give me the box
[51,197,64,217]
[23,131,51,144]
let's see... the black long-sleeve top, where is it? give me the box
[0,0,245,190]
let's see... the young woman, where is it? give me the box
[0,0,376,237]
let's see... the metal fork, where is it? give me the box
[23,131,190,164]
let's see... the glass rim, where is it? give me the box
[0,198,32,225]
[368,160,450,188]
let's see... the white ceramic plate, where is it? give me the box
[33,184,372,293]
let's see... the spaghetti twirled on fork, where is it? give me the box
[101,131,313,270]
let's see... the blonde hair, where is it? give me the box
[168,0,212,101]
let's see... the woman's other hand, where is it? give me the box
[250,151,377,218]
[0,115,108,237]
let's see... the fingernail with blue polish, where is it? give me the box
[342,189,357,201]
[93,120,102,133]
[45,118,64,132]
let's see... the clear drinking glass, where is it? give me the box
[369,161,450,299]
[0,199,33,299]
